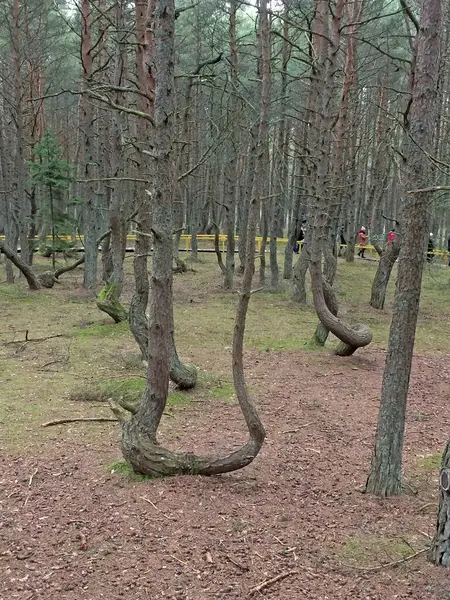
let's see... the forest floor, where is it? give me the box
[1,254,450,599]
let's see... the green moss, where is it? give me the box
[74,320,129,338]
[0,284,34,301]
[416,452,442,471]
[211,382,235,401]
[167,391,191,406]
[196,371,236,402]
[341,535,413,566]
[108,460,154,481]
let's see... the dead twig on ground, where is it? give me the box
[140,496,175,521]
[169,554,200,574]
[338,548,427,572]
[226,554,249,572]
[41,417,118,427]
[281,422,312,434]
[249,571,298,597]
[24,467,38,507]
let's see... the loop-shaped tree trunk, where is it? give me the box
[310,251,372,356]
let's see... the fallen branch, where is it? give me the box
[338,548,427,572]
[41,417,118,427]
[5,332,66,345]
[249,571,298,597]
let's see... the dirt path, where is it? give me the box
[1,349,450,599]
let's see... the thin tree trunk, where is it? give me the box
[12,0,30,267]
[369,236,401,309]
[81,0,98,290]
[366,0,444,496]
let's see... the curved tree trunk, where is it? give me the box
[369,236,401,309]
[310,247,372,355]
[312,278,338,345]
[0,240,41,290]
[312,244,338,345]
[120,0,266,477]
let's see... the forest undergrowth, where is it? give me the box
[1,254,450,599]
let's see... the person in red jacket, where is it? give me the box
[387,229,396,244]
[357,226,368,258]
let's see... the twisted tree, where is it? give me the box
[118,0,266,477]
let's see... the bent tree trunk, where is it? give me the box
[429,438,450,565]
[310,249,372,356]
[312,245,338,345]
[0,240,41,290]
[369,237,401,309]
[96,282,128,323]
[120,0,266,477]
[312,278,339,345]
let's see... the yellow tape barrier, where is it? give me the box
[1,234,449,263]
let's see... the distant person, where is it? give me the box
[387,229,396,244]
[427,233,435,263]
[447,234,450,266]
[293,227,304,254]
[338,227,346,257]
[357,226,368,258]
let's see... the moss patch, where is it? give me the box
[108,460,155,481]
[416,452,442,471]
[73,320,130,338]
[341,534,414,567]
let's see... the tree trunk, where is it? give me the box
[96,0,128,322]
[0,240,41,290]
[292,234,310,304]
[369,236,401,310]
[429,439,450,565]
[12,0,31,267]
[120,0,265,477]
[128,0,196,391]
[81,0,98,290]
[366,0,444,496]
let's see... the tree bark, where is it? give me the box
[96,0,128,322]
[366,0,444,496]
[0,240,41,290]
[429,439,450,565]
[81,0,98,290]
[369,235,401,310]
[121,0,266,477]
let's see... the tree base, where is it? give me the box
[121,414,262,477]
[96,284,128,323]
